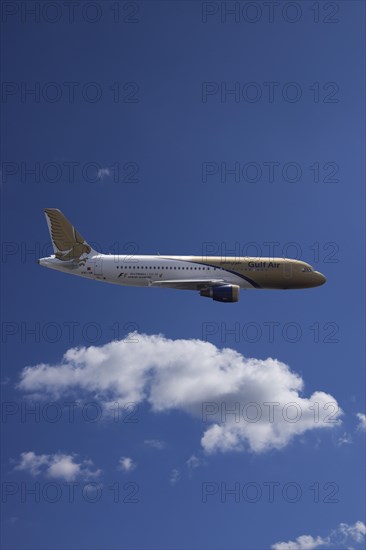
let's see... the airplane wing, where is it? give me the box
[150,279,226,291]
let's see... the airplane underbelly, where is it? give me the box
[117,274,150,287]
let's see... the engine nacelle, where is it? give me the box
[200,284,240,303]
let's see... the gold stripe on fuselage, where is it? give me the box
[162,257,325,289]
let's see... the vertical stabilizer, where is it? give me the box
[44,208,97,261]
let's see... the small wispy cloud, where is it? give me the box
[356,413,366,431]
[272,534,327,550]
[118,456,136,472]
[97,167,111,180]
[170,468,180,486]
[186,454,204,470]
[144,439,166,450]
[272,520,366,549]
[14,451,101,481]
[337,432,352,446]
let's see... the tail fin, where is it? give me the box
[44,208,96,261]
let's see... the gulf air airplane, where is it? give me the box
[38,209,326,303]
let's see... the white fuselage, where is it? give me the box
[40,254,249,288]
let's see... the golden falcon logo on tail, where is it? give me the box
[44,208,92,261]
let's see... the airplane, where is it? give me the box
[38,209,326,303]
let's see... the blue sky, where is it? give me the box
[1,1,365,549]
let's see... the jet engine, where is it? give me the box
[200,284,240,302]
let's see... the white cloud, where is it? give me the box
[14,451,49,476]
[272,521,366,550]
[97,167,111,180]
[170,468,180,485]
[17,333,342,454]
[338,521,366,544]
[337,432,352,446]
[144,439,166,450]
[118,456,136,472]
[14,451,101,481]
[186,454,203,470]
[356,413,366,431]
[272,534,328,550]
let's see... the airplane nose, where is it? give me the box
[316,272,327,285]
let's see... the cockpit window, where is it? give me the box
[301,267,313,272]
